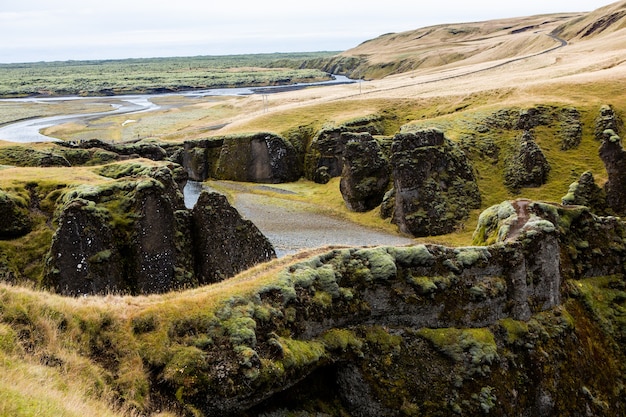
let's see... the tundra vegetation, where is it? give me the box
[2,1,626,416]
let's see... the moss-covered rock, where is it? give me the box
[304,116,386,183]
[215,133,301,183]
[599,130,626,215]
[181,138,224,181]
[192,191,276,284]
[0,146,70,167]
[595,104,623,141]
[504,130,551,192]
[339,132,390,212]
[0,189,32,238]
[561,171,608,214]
[390,128,481,237]
[43,163,274,295]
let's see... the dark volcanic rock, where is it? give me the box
[0,190,32,239]
[390,128,481,237]
[595,104,623,141]
[504,130,551,192]
[305,118,385,184]
[215,133,300,183]
[45,199,126,295]
[599,130,626,215]
[181,138,224,181]
[562,171,608,214]
[44,163,275,295]
[340,132,390,212]
[192,191,275,283]
[69,139,168,161]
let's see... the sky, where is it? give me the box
[0,0,614,64]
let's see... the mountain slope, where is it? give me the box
[314,1,626,80]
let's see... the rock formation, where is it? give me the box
[305,117,385,184]
[595,104,623,141]
[561,171,608,214]
[339,132,390,212]
[192,191,276,284]
[504,130,551,192]
[599,129,626,215]
[0,189,31,238]
[128,199,626,417]
[44,163,276,295]
[215,133,301,183]
[181,138,224,181]
[390,128,481,236]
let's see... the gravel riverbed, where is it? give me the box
[185,181,415,257]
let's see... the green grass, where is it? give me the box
[0,53,337,98]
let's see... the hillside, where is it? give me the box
[3,1,626,416]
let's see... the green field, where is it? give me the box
[0,52,338,98]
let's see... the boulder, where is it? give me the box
[594,104,623,141]
[561,171,608,214]
[0,190,32,239]
[504,130,551,192]
[599,130,626,215]
[44,198,126,295]
[215,133,300,183]
[339,132,390,212]
[390,128,481,237]
[192,191,276,283]
[305,118,385,184]
[44,163,275,295]
[181,138,224,181]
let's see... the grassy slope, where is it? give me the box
[2,2,626,415]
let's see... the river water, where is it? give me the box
[0,75,355,143]
[4,76,413,257]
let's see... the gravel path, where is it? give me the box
[186,181,415,257]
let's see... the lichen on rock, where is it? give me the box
[339,132,390,212]
[390,128,481,237]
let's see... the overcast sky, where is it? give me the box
[0,0,613,63]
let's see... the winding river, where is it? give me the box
[0,75,355,143]
[3,76,414,257]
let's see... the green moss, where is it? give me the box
[321,329,363,353]
[162,345,210,397]
[454,247,491,267]
[498,318,530,345]
[390,245,434,266]
[418,328,498,376]
[410,276,438,295]
[279,337,326,369]
[354,247,397,281]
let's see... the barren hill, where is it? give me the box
[308,1,626,82]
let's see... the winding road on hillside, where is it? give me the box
[346,32,569,98]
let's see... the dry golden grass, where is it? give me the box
[3,4,626,415]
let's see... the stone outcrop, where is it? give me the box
[390,128,481,236]
[44,163,276,295]
[137,199,626,417]
[305,117,385,184]
[339,132,390,212]
[59,138,168,161]
[0,190,31,238]
[192,191,275,283]
[561,171,608,214]
[181,138,224,181]
[599,129,626,215]
[215,133,300,183]
[504,130,551,191]
[595,104,623,141]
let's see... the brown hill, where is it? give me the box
[314,1,626,80]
